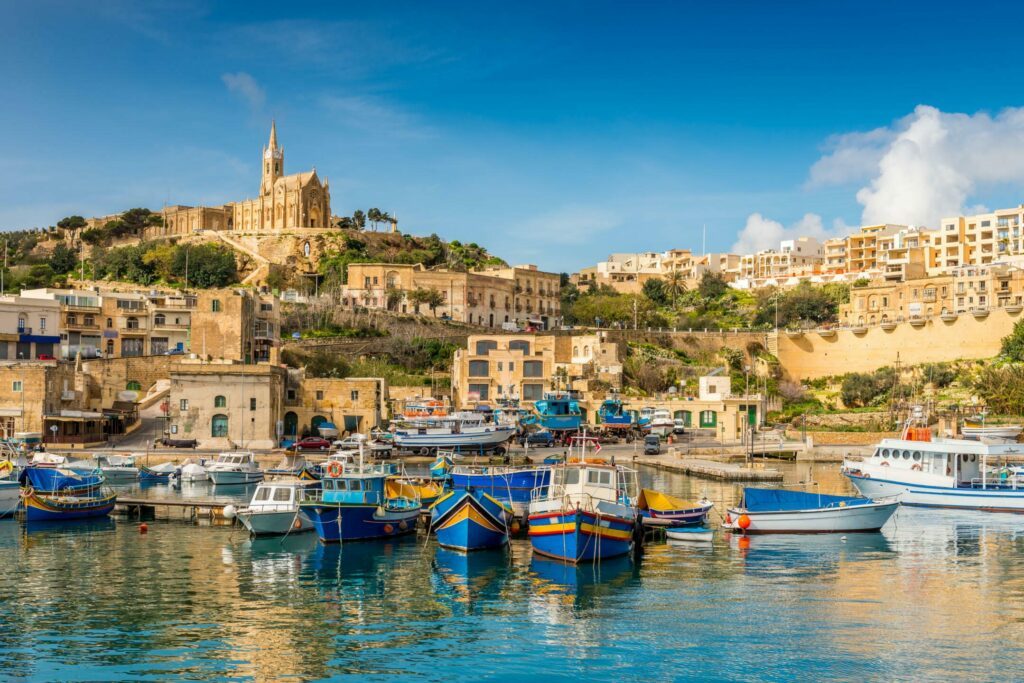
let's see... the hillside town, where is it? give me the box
[1,122,1024,453]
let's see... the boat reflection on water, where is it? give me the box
[431,546,512,609]
[22,516,117,538]
[528,554,638,612]
[247,532,319,557]
[727,530,896,578]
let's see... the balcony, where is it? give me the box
[152,320,190,330]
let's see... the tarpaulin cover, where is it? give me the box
[741,487,873,512]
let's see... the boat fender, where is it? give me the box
[737,514,751,531]
[725,513,732,525]
[223,505,237,520]
[399,520,408,531]
[293,518,302,530]
[911,464,922,471]
[383,524,394,534]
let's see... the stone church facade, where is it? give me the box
[154,122,331,238]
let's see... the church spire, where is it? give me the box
[268,120,278,150]
[261,120,284,196]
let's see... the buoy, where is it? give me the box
[384,524,394,534]
[139,523,148,534]
[737,514,751,530]
[223,504,237,520]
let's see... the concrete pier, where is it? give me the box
[634,455,784,482]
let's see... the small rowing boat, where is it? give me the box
[637,489,713,527]
[665,526,713,543]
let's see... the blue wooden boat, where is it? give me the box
[139,463,177,483]
[449,465,550,516]
[530,393,582,432]
[430,487,513,551]
[20,467,103,496]
[528,455,641,563]
[598,398,633,430]
[23,489,116,521]
[299,461,421,543]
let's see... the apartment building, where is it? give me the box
[575,250,740,293]
[343,263,562,329]
[284,376,387,440]
[934,205,1024,270]
[0,293,62,360]
[737,237,824,280]
[190,289,279,363]
[451,333,622,415]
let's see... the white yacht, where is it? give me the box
[235,481,314,536]
[648,409,675,437]
[207,451,264,485]
[843,418,1024,512]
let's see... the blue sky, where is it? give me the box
[3,1,1024,271]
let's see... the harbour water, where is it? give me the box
[3,462,1024,681]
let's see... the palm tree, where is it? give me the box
[352,210,366,230]
[367,208,381,232]
[664,269,687,308]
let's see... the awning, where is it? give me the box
[110,400,138,413]
[19,334,60,344]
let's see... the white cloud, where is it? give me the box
[731,212,839,254]
[221,72,265,112]
[808,105,1024,226]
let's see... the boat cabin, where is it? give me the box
[213,452,257,467]
[248,482,305,511]
[546,461,638,510]
[868,437,1024,489]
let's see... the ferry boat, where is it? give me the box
[530,393,582,433]
[392,412,516,455]
[207,452,264,485]
[527,436,641,563]
[842,414,1024,512]
[449,464,550,516]
[235,481,315,536]
[299,448,421,543]
[430,487,514,551]
[597,398,633,430]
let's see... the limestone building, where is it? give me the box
[155,122,332,237]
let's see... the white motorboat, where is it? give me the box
[267,453,309,478]
[0,479,20,518]
[842,421,1024,512]
[961,423,1022,441]
[179,458,209,482]
[392,412,515,455]
[235,480,314,536]
[207,451,264,485]
[723,487,898,534]
[29,452,67,468]
[648,409,675,437]
[68,452,139,483]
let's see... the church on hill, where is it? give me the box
[153,121,332,237]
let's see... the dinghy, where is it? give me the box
[723,487,898,534]
[665,526,714,543]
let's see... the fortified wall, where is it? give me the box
[775,308,1020,379]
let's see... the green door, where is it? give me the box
[699,410,717,428]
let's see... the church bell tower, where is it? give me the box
[260,120,284,196]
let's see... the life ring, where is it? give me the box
[325,461,343,478]
[911,464,922,472]
[880,461,890,467]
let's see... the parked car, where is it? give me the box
[332,434,368,451]
[643,434,662,455]
[294,436,332,451]
[520,430,555,447]
[673,419,687,435]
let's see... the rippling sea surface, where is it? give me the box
[3,463,1024,682]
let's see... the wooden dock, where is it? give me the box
[635,457,784,482]
[114,496,236,523]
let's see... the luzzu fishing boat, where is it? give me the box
[430,487,514,551]
[299,448,421,543]
[22,488,116,522]
[387,477,443,507]
[139,462,178,483]
[637,489,714,527]
[598,397,633,430]
[449,464,550,517]
[530,393,582,433]
[527,436,641,563]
